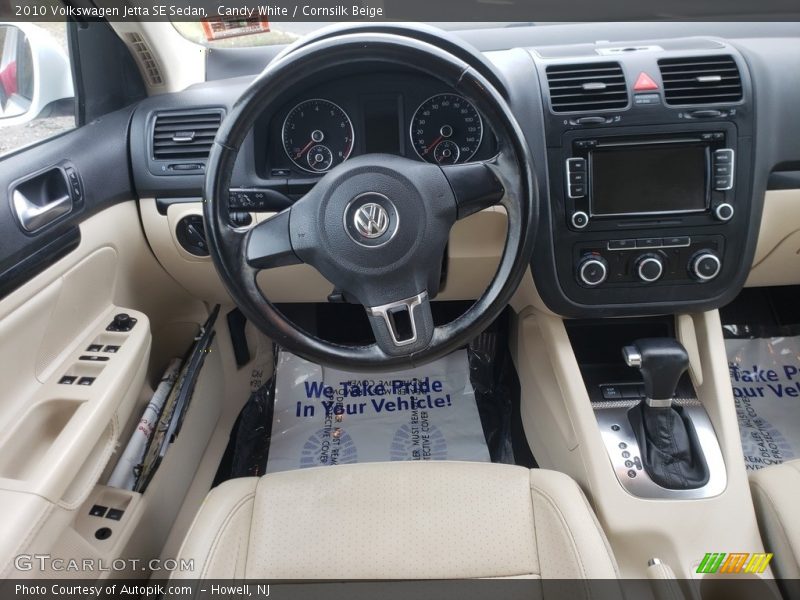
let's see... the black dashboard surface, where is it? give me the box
[130,22,800,318]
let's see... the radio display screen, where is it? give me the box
[590,144,708,216]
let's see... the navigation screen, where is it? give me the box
[591,144,708,216]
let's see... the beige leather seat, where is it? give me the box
[750,459,800,583]
[174,461,619,579]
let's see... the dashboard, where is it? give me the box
[129,23,800,318]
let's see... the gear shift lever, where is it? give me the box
[623,338,709,490]
[622,338,690,407]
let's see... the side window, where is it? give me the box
[0,21,75,156]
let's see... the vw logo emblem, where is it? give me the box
[353,202,390,239]
[344,192,398,247]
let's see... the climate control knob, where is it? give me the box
[635,254,664,283]
[577,254,608,287]
[690,251,722,282]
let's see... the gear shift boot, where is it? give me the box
[628,402,710,489]
[623,338,710,491]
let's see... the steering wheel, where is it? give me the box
[204,26,536,371]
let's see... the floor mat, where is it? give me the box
[726,334,800,470]
[265,349,490,473]
[213,307,531,484]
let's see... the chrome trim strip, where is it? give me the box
[366,292,427,347]
[594,401,727,500]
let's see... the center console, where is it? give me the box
[530,41,756,317]
[566,319,726,500]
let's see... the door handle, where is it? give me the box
[13,190,72,232]
[11,165,77,232]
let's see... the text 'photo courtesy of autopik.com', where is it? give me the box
[1,0,800,599]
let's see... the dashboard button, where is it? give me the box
[663,236,690,247]
[566,157,586,173]
[636,238,662,248]
[569,171,586,184]
[714,149,733,163]
[634,93,661,105]
[714,164,732,176]
[608,239,636,250]
[714,176,733,190]
[569,184,586,198]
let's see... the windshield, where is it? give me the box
[172,21,526,47]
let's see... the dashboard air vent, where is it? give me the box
[658,55,742,105]
[545,62,628,113]
[152,110,222,161]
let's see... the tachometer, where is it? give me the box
[410,93,483,164]
[282,99,354,173]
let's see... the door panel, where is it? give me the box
[0,104,207,575]
[0,106,136,299]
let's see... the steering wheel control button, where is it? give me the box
[578,255,608,287]
[636,255,664,283]
[344,192,399,248]
[691,252,722,282]
[714,203,735,222]
[107,313,137,332]
[571,211,589,229]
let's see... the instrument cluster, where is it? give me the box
[267,72,495,176]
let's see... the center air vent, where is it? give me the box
[658,55,742,105]
[152,110,223,161]
[545,62,628,113]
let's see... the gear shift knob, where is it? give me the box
[622,338,690,404]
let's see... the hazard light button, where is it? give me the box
[633,72,659,91]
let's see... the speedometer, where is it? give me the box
[282,99,354,173]
[410,93,483,164]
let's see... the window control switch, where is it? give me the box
[103,345,120,353]
[89,505,108,517]
[77,377,95,386]
[79,355,110,362]
[106,508,125,521]
[59,375,78,385]
[86,344,103,352]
